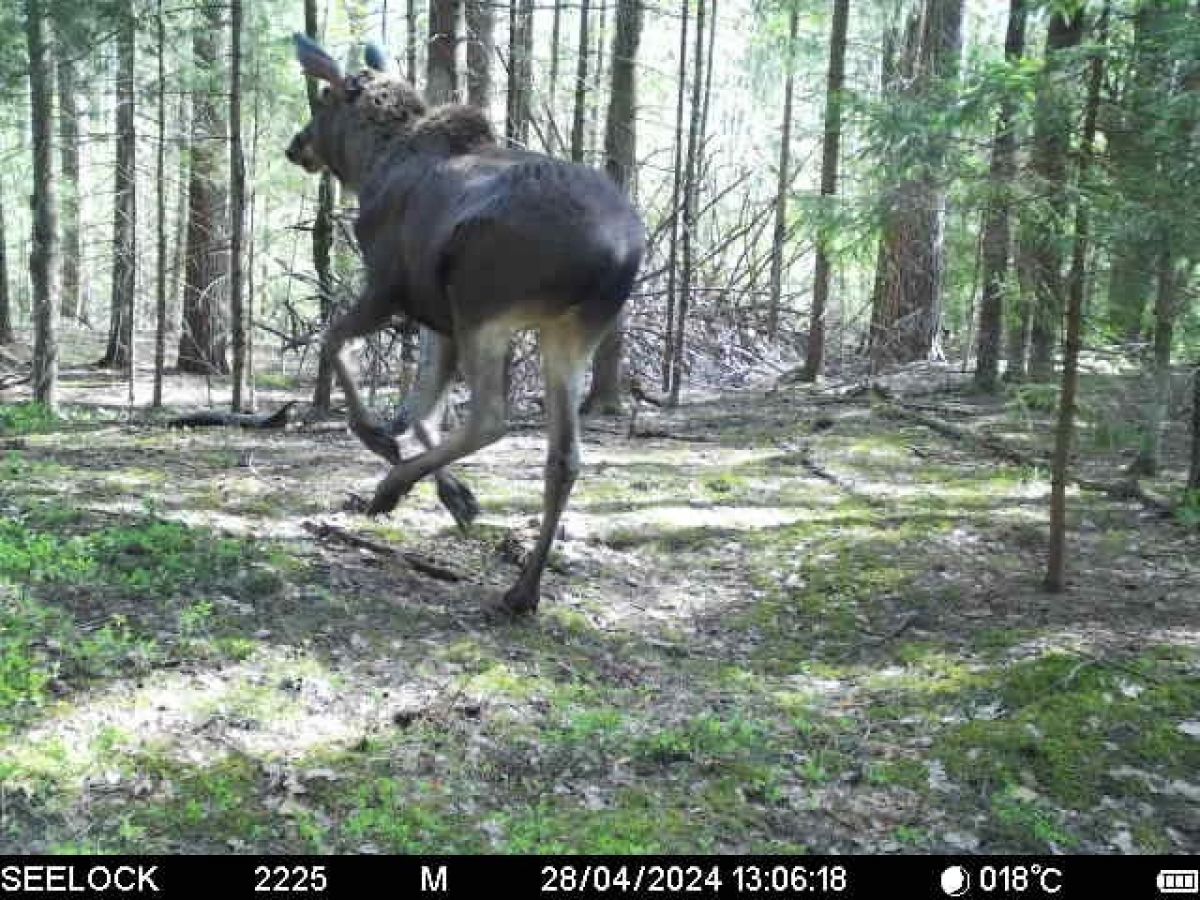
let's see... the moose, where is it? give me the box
[286,36,645,616]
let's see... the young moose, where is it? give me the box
[287,37,645,615]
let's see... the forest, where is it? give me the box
[0,0,1198,856]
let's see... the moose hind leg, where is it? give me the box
[501,324,589,615]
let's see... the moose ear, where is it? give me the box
[294,33,343,84]
[364,43,392,73]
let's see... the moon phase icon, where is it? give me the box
[940,866,970,897]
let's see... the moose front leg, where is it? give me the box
[324,294,478,526]
[322,292,402,465]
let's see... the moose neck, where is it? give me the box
[330,104,498,195]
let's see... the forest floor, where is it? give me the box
[1,336,1197,854]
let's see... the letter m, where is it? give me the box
[421,866,448,893]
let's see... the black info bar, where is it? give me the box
[0,855,1193,899]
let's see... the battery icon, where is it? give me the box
[1158,870,1199,894]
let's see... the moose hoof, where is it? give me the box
[437,476,481,532]
[365,480,413,517]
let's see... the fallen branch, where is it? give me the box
[301,519,465,582]
[168,402,297,430]
[875,396,1176,518]
[0,372,31,391]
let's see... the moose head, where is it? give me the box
[286,35,427,188]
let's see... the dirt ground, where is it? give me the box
[1,336,1197,854]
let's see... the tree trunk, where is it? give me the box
[870,0,962,367]
[1022,10,1084,382]
[662,0,689,392]
[570,0,592,161]
[1188,363,1200,492]
[101,8,137,373]
[588,0,608,162]
[179,0,231,376]
[1129,251,1178,477]
[669,0,707,407]
[57,55,81,323]
[584,0,643,415]
[0,182,11,344]
[767,0,800,343]
[466,0,494,111]
[973,0,1025,392]
[549,0,563,107]
[153,0,168,408]
[229,0,247,410]
[1046,5,1104,593]
[407,0,418,83]
[428,0,461,103]
[800,0,849,381]
[27,0,59,410]
[304,0,337,411]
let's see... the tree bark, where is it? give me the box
[407,0,418,83]
[662,0,689,392]
[801,0,849,381]
[101,7,137,373]
[428,0,461,104]
[549,0,564,108]
[0,182,11,344]
[870,0,962,367]
[1188,363,1200,493]
[179,0,231,376]
[1129,251,1179,477]
[304,0,337,411]
[768,0,800,343]
[27,0,59,410]
[973,0,1025,392]
[570,0,592,161]
[1046,5,1105,593]
[153,0,168,408]
[584,0,643,415]
[230,0,247,410]
[57,54,81,323]
[1022,10,1084,382]
[466,0,494,111]
[670,0,707,406]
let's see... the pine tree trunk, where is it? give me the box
[662,0,689,391]
[549,0,563,107]
[768,0,799,343]
[466,0,494,111]
[229,0,247,410]
[584,0,643,415]
[973,0,1025,392]
[670,0,706,407]
[1188,363,1200,492]
[428,0,461,104]
[870,0,962,367]
[1129,251,1178,477]
[102,9,137,372]
[179,0,231,376]
[407,0,418,82]
[0,182,11,344]
[27,0,59,410]
[303,0,337,411]
[570,0,592,161]
[1046,5,1104,593]
[1022,10,1084,382]
[154,0,168,407]
[802,0,849,382]
[57,55,81,323]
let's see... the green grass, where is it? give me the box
[0,403,59,435]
